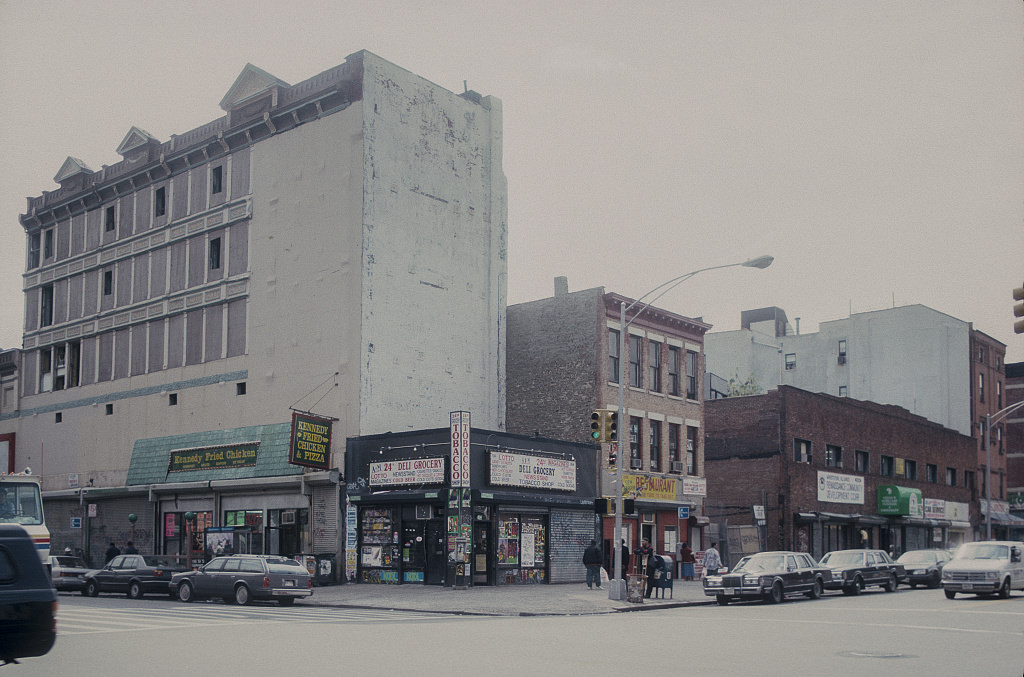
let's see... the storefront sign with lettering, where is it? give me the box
[489,451,576,491]
[289,412,332,470]
[168,442,259,472]
[369,458,446,486]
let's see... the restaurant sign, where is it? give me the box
[289,412,332,470]
[169,442,259,473]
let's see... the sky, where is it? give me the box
[1,0,1021,362]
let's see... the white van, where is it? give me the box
[941,541,1024,599]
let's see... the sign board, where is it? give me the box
[289,412,331,470]
[752,505,765,520]
[370,457,445,486]
[624,474,676,500]
[450,411,471,488]
[677,506,690,520]
[70,517,82,529]
[489,451,576,491]
[88,504,97,518]
[170,442,259,472]
[817,471,865,505]
[924,498,945,519]
[682,476,707,496]
[877,485,923,516]
[67,473,79,489]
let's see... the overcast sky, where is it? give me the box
[1,0,1021,363]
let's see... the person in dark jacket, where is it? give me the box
[124,541,139,554]
[583,539,603,589]
[104,542,120,563]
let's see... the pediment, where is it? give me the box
[116,126,160,157]
[219,63,290,112]
[53,156,93,184]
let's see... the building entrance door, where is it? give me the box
[424,520,446,585]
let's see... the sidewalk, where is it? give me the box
[300,579,712,616]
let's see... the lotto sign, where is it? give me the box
[450,411,471,487]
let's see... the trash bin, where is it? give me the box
[314,553,337,586]
[626,573,645,603]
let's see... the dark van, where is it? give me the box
[0,524,57,664]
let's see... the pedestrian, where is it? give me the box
[704,541,722,576]
[104,542,120,563]
[620,539,630,579]
[0,489,14,517]
[680,542,695,580]
[583,539,603,589]
[124,541,139,554]
[636,538,654,597]
[860,529,869,548]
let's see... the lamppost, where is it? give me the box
[608,255,774,601]
[983,399,1024,539]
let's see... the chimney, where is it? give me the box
[554,276,568,296]
[795,318,801,335]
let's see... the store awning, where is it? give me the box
[986,511,1024,525]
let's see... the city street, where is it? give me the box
[17,587,1023,676]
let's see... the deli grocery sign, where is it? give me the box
[289,412,332,470]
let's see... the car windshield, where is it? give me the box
[897,551,937,565]
[953,543,1009,561]
[820,552,864,567]
[268,561,305,574]
[734,554,785,573]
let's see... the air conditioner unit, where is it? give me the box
[670,461,686,473]
[630,458,643,470]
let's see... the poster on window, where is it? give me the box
[521,533,535,567]
[361,545,382,567]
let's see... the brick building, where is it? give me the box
[705,385,974,564]
[507,280,711,568]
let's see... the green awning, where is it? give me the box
[877,485,923,517]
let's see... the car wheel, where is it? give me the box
[883,573,896,593]
[278,597,295,607]
[234,584,251,606]
[997,578,1011,599]
[765,581,784,604]
[85,580,100,597]
[844,577,864,596]
[806,578,823,600]
[716,595,730,606]
[128,581,145,599]
[944,589,957,599]
[177,581,195,603]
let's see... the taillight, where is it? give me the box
[263,576,270,588]
[308,577,312,589]
[52,600,59,631]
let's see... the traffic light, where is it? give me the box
[1015,286,1024,334]
[605,411,618,442]
[591,411,603,441]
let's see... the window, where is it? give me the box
[43,229,53,259]
[236,382,246,396]
[169,393,178,406]
[28,232,40,269]
[855,450,869,473]
[904,459,917,480]
[649,341,662,393]
[978,347,985,363]
[668,346,681,396]
[685,350,698,400]
[103,270,113,296]
[105,403,114,415]
[838,340,847,360]
[686,426,697,474]
[105,206,116,232]
[668,423,680,463]
[55,412,62,423]
[825,445,842,468]
[978,372,985,403]
[608,329,620,384]
[794,438,812,464]
[839,386,847,397]
[946,467,957,486]
[211,166,223,194]
[629,335,642,389]
[924,463,937,483]
[629,416,641,465]
[785,353,796,370]
[40,284,53,327]
[997,381,1003,408]
[154,187,166,217]
[964,470,974,496]
[209,237,221,270]
[649,420,661,472]
[880,455,894,477]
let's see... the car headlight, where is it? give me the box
[912,568,926,575]
[984,571,998,580]
[742,575,760,585]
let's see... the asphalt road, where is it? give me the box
[19,587,1024,676]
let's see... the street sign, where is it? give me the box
[678,506,690,519]
[70,517,82,529]
[753,505,765,520]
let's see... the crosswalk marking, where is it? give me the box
[57,604,464,635]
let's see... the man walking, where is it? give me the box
[583,539,603,589]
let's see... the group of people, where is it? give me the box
[581,538,723,594]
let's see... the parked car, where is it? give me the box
[819,549,902,594]
[82,553,190,598]
[942,540,1024,599]
[48,554,90,592]
[0,524,57,664]
[896,549,951,589]
[171,554,313,606]
[703,551,831,605]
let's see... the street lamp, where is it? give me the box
[608,255,774,601]
[983,399,1024,539]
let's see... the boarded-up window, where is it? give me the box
[185,309,203,366]
[226,299,246,358]
[205,304,223,362]
[167,315,184,369]
[148,319,165,373]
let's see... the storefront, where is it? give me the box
[345,423,598,586]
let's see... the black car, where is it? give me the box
[819,549,902,594]
[896,549,951,589]
[83,553,190,598]
[171,554,313,606]
[703,551,831,605]
[0,524,56,664]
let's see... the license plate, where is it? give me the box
[962,583,972,590]
[284,580,295,587]
[723,588,735,595]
